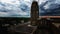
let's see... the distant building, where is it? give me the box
[31,1,39,26]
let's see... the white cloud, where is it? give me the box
[39,0,47,4]
[0,0,32,17]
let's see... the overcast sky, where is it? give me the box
[0,0,60,17]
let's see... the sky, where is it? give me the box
[0,0,60,17]
[0,0,32,17]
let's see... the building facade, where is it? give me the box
[31,1,39,26]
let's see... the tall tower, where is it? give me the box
[31,1,39,26]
